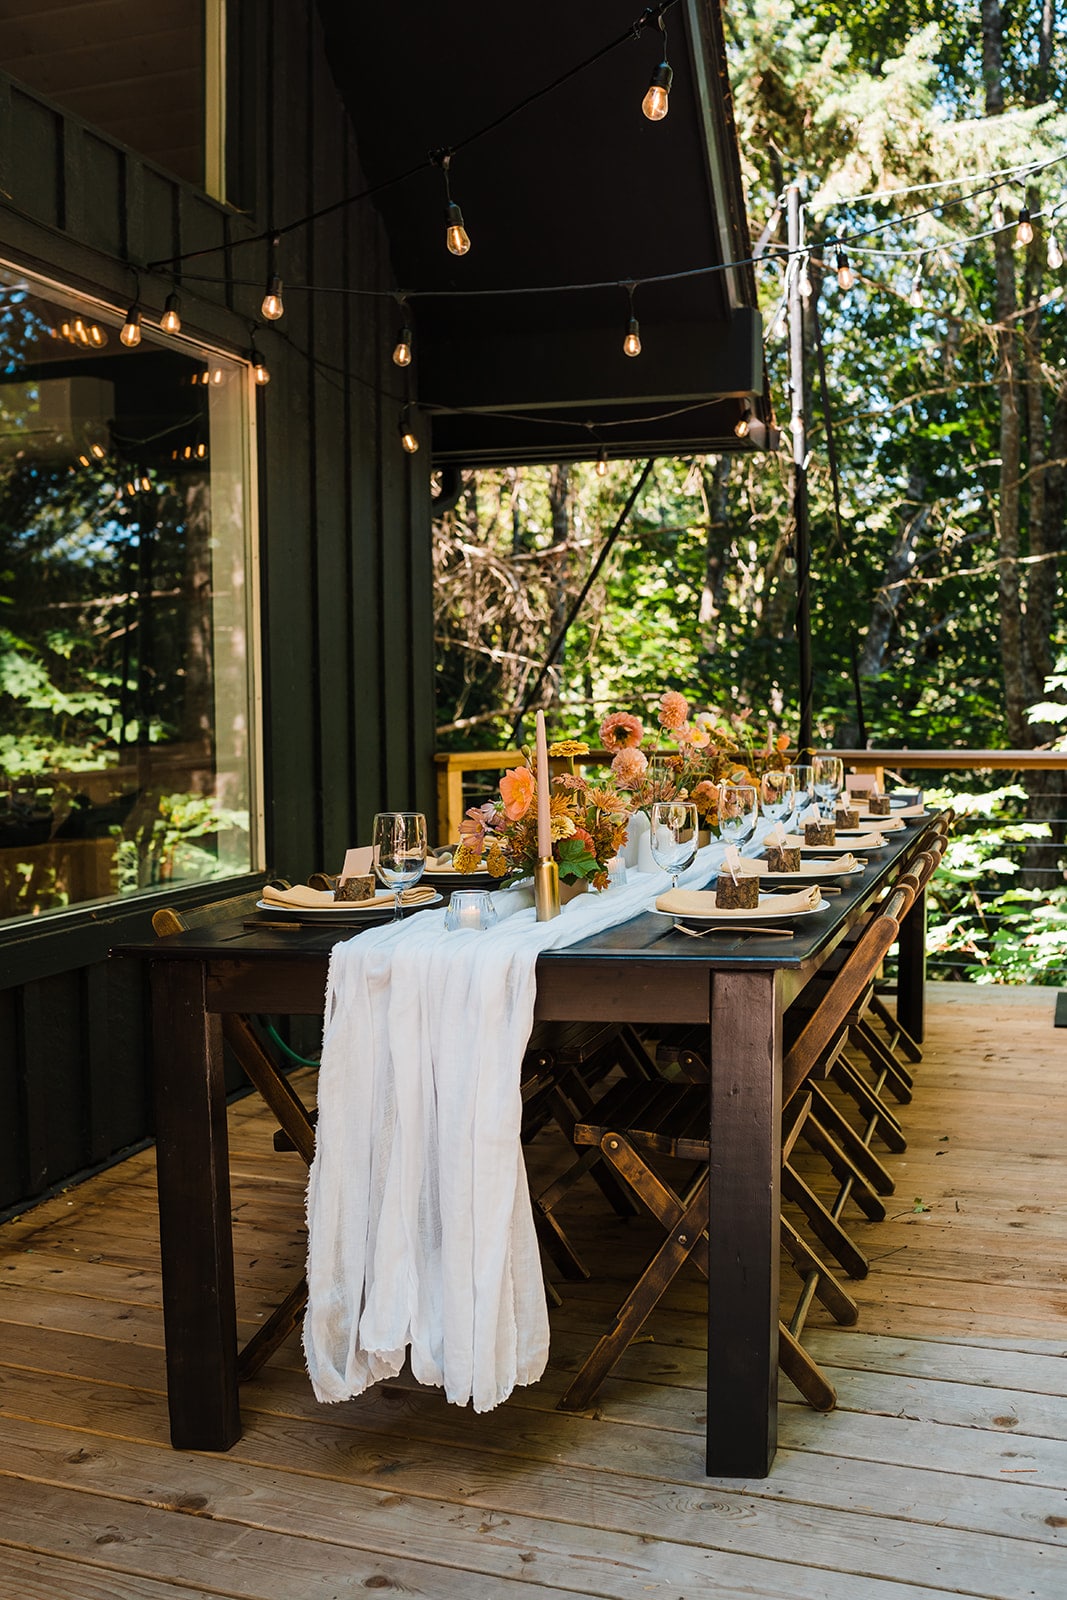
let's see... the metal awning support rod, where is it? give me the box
[511,457,656,744]
[787,183,814,754]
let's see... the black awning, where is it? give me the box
[316,0,771,464]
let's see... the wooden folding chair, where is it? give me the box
[555,886,915,1417]
[152,888,318,1380]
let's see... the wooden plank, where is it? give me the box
[0,1542,225,1600]
[0,1395,1056,1600]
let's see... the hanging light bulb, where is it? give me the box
[623,315,642,357]
[88,323,106,347]
[445,202,471,256]
[139,476,151,492]
[834,244,854,291]
[799,262,813,301]
[642,61,673,121]
[161,293,182,334]
[1016,207,1034,246]
[596,448,608,478]
[125,480,137,497]
[1048,232,1064,271]
[120,305,142,347]
[89,442,106,459]
[640,9,673,121]
[251,345,270,385]
[399,407,420,454]
[261,273,284,319]
[392,325,413,366]
[734,402,752,439]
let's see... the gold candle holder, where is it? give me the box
[534,856,560,921]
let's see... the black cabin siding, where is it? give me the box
[0,3,436,1213]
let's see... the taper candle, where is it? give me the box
[535,709,551,860]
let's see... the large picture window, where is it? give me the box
[0,262,261,924]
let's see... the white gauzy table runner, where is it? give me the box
[303,830,767,1412]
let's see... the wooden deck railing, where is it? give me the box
[434,747,1067,843]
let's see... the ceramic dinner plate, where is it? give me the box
[423,861,494,881]
[651,896,831,925]
[760,859,866,880]
[783,831,885,852]
[255,890,443,920]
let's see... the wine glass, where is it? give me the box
[372,811,428,921]
[649,801,699,890]
[717,783,758,845]
[759,769,796,825]
[812,755,844,820]
[786,763,814,828]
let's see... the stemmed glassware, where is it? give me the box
[759,769,796,826]
[787,764,814,825]
[717,783,758,846]
[649,801,699,890]
[372,811,428,921]
[812,755,844,820]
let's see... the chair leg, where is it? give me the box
[780,1216,858,1326]
[557,1177,710,1413]
[800,1113,887,1223]
[781,1163,869,1279]
[807,1082,895,1196]
[869,991,922,1063]
[829,1058,907,1153]
[850,1019,914,1103]
[778,1323,836,1411]
[237,1277,308,1382]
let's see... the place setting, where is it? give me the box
[253,813,443,924]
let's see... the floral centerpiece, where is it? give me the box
[600,690,793,829]
[453,740,634,890]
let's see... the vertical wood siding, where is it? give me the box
[0,1,435,1213]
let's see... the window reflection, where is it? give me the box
[0,267,258,922]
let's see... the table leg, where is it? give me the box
[706,969,782,1477]
[150,959,241,1450]
[896,885,927,1045]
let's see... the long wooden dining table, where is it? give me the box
[115,816,936,1479]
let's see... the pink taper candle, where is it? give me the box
[535,709,551,859]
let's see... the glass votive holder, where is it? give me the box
[444,889,499,932]
[606,854,628,888]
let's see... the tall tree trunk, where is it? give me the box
[698,455,732,652]
[982,2,1027,744]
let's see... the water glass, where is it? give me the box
[717,783,758,845]
[812,754,844,820]
[787,763,814,821]
[372,811,428,920]
[759,769,796,824]
[444,889,498,932]
[649,801,699,890]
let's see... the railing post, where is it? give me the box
[436,757,465,844]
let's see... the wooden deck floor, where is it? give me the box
[1,983,1065,1599]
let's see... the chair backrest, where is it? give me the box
[782,884,914,1106]
[152,887,272,938]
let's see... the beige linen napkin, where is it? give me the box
[784,831,884,850]
[855,814,905,831]
[656,883,821,917]
[262,883,437,910]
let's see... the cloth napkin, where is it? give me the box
[262,883,438,910]
[656,882,821,917]
[302,829,760,1414]
[783,830,884,850]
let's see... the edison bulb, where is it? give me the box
[642,62,673,122]
[908,280,923,308]
[1016,209,1034,247]
[835,253,854,291]
[623,317,642,357]
[1048,235,1064,271]
[400,427,420,454]
[734,412,750,439]
[161,294,182,334]
[596,451,608,478]
[392,328,413,366]
[261,275,284,320]
[253,357,270,386]
[120,308,142,347]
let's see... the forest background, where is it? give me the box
[432,0,1067,985]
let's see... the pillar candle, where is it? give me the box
[535,709,551,859]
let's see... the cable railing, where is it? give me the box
[434,747,1067,987]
